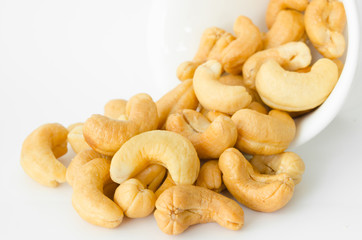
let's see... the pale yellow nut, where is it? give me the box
[154,185,244,235]
[243,41,312,89]
[110,130,200,185]
[305,0,346,59]
[221,16,263,74]
[232,109,296,155]
[165,109,237,159]
[219,148,295,212]
[67,124,90,154]
[83,93,158,156]
[66,148,109,186]
[104,99,127,119]
[256,58,339,112]
[266,0,309,29]
[20,123,68,187]
[135,164,166,192]
[114,178,156,218]
[250,152,305,184]
[156,79,199,129]
[200,108,230,122]
[247,102,268,115]
[264,10,306,49]
[176,61,202,82]
[196,160,225,193]
[193,60,252,115]
[72,158,123,228]
[155,173,176,198]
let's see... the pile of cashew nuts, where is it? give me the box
[20,0,346,235]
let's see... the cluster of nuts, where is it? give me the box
[20,0,346,235]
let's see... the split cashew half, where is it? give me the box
[110,130,200,185]
[67,123,90,154]
[196,160,225,193]
[165,109,237,159]
[72,158,123,228]
[114,178,156,218]
[83,93,158,156]
[232,109,296,155]
[20,123,68,187]
[250,152,305,184]
[255,58,339,112]
[219,148,295,212]
[243,41,311,89]
[104,99,127,119]
[193,60,252,115]
[266,0,309,29]
[305,0,346,58]
[154,185,244,235]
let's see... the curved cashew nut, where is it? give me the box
[83,93,158,156]
[305,0,346,58]
[67,124,91,154]
[196,160,225,193]
[165,109,237,159]
[20,123,68,187]
[104,99,127,119]
[135,164,166,192]
[114,178,156,218]
[250,152,305,184]
[255,58,339,111]
[243,41,312,89]
[156,79,199,129]
[155,173,175,198]
[72,158,123,228]
[219,148,295,212]
[110,130,200,185]
[266,0,309,29]
[193,60,252,115]
[221,16,263,74]
[154,185,244,235]
[231,109,296,155]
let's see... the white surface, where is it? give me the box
[1,0,362,239]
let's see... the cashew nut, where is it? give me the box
[155,173,175,198]
[305,0,346,58]
[231,109,296,155]
[196,160,225,193]
[20,123,68,187]
[72,158,123,228]
[243,41,312,89]
[221,16,263,74]
[110,130,200,185]
[255,58,339,111]
[193,60,252,115]
[219,148,295,212]
[247,101,268,114]
[156,79,199,129]
[83,93,158,156]
[135,164,166,192]
[165,109,237,159]
[250,152,305,184]
[114,178,156,218]
[104,99,127,119]
[154,185,244,235]
[67,124,90,154]
[266,0,309,29]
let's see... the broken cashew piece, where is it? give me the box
[243,41,311,89]
[83,93,158,156]
[135,164,166,192]
[266,0,309,29]
[250,152,305,184]
[104,99,127,119]
[155,173,176,198]
[67,124,91,154]
[165,109,237,159]
[196,160,225,193]
[156,79,199,129]
[193,60,252,115]
[219,148,295,212]
[110,130,200,185]
[154,185,244,235]
[20,123,68,187]
[232,109,296,155]
[72,158,123,228]
[256,58,339,112]
[305,0,346,58]
[114,178,156,218]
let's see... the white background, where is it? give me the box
[1,0,362,239]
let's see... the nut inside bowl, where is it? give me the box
[147,0,359,148]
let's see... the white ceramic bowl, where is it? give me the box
[145,0,359,148]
